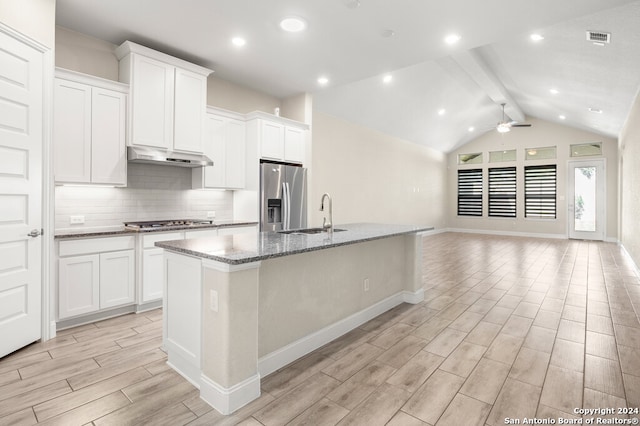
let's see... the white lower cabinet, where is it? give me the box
[57,226,257,321]
[100,250,135,309]
[58,236,135,320]
[140,231,185,304]
[142,248,165,303]
[58,254,100,318]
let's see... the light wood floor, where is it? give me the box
[1,233,640,425]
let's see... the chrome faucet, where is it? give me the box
[320,193,333,234]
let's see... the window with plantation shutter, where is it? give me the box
[525,165,557,218]
[488,167,516,217]
[457,169,483,216]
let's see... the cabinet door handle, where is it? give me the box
[28,229,42,238]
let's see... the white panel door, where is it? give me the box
[0,29,43,357]
[130,54,173,149]
[91,87,127,185]
[100,250,135,309]
[173,68,206,153]
[53,79,91,183]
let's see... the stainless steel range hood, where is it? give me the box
[127,146,213,168]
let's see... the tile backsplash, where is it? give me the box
[55,163,234,230]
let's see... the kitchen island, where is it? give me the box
[156,223,432,414]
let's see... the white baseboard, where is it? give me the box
[445,227,566,240]
[620,243,640,278]
[441,227,622,243]
[200,373,261,416]
[419,228,447,237]
[258,288,424,377]
[403,288,425,304]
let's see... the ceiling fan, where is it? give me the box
[496,103,531,133]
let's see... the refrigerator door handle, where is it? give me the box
[286,182,291,230]
[282,182,289,230]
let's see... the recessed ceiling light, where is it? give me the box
[444,34,461,45]
[437,108,446,116]
[317,76,329,85]
[231,37,246,47]
[381,29,396,38]
[468,126,475,132]
[549,88,559,95]
[559,115,566,120]
[383,74,393,84]
[530,33,545,42]
[344,0,361,9]
[280,16,307,33]
[589,107,603,114]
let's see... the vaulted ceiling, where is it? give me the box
[55,0,640,152]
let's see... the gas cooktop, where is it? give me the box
[123,219,214,230]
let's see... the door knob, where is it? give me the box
[28,229,42,238]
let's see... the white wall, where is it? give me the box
[0,0,55,48]
[55,26,119,80]
[206,76,281,115]
[619,91,640,270]
[55,164,232,231]
[311,112,447,228]
[447,117,618,239]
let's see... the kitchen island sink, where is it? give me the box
[156,223,432,415]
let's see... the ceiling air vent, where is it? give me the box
[586,31,611,44]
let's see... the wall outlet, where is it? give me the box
[210,289,219,312]
[207,211,216,219]
[70,215,85,225]
[363,278,370,292]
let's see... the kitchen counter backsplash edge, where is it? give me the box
[54,221,259,239]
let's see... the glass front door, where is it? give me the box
[568,160,605,240]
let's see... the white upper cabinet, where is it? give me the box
[260,120,285,161]
[246,112,308,165]
[53,69,127,186]
[128,55,174,150]
[193,107,246,189]
[284,125,305,164]
[174,68,207,153]
[116,41,212,154]
[91,87,127,185]
[226,119,246,188]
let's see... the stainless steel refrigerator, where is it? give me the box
[260,162,307,232]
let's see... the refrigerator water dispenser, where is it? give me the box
[267,199,282,224]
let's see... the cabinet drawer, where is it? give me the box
[59,236,135,257]
[143,231,185,248]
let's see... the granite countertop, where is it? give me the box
[54,221,258,239]
[155,223,433,265]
